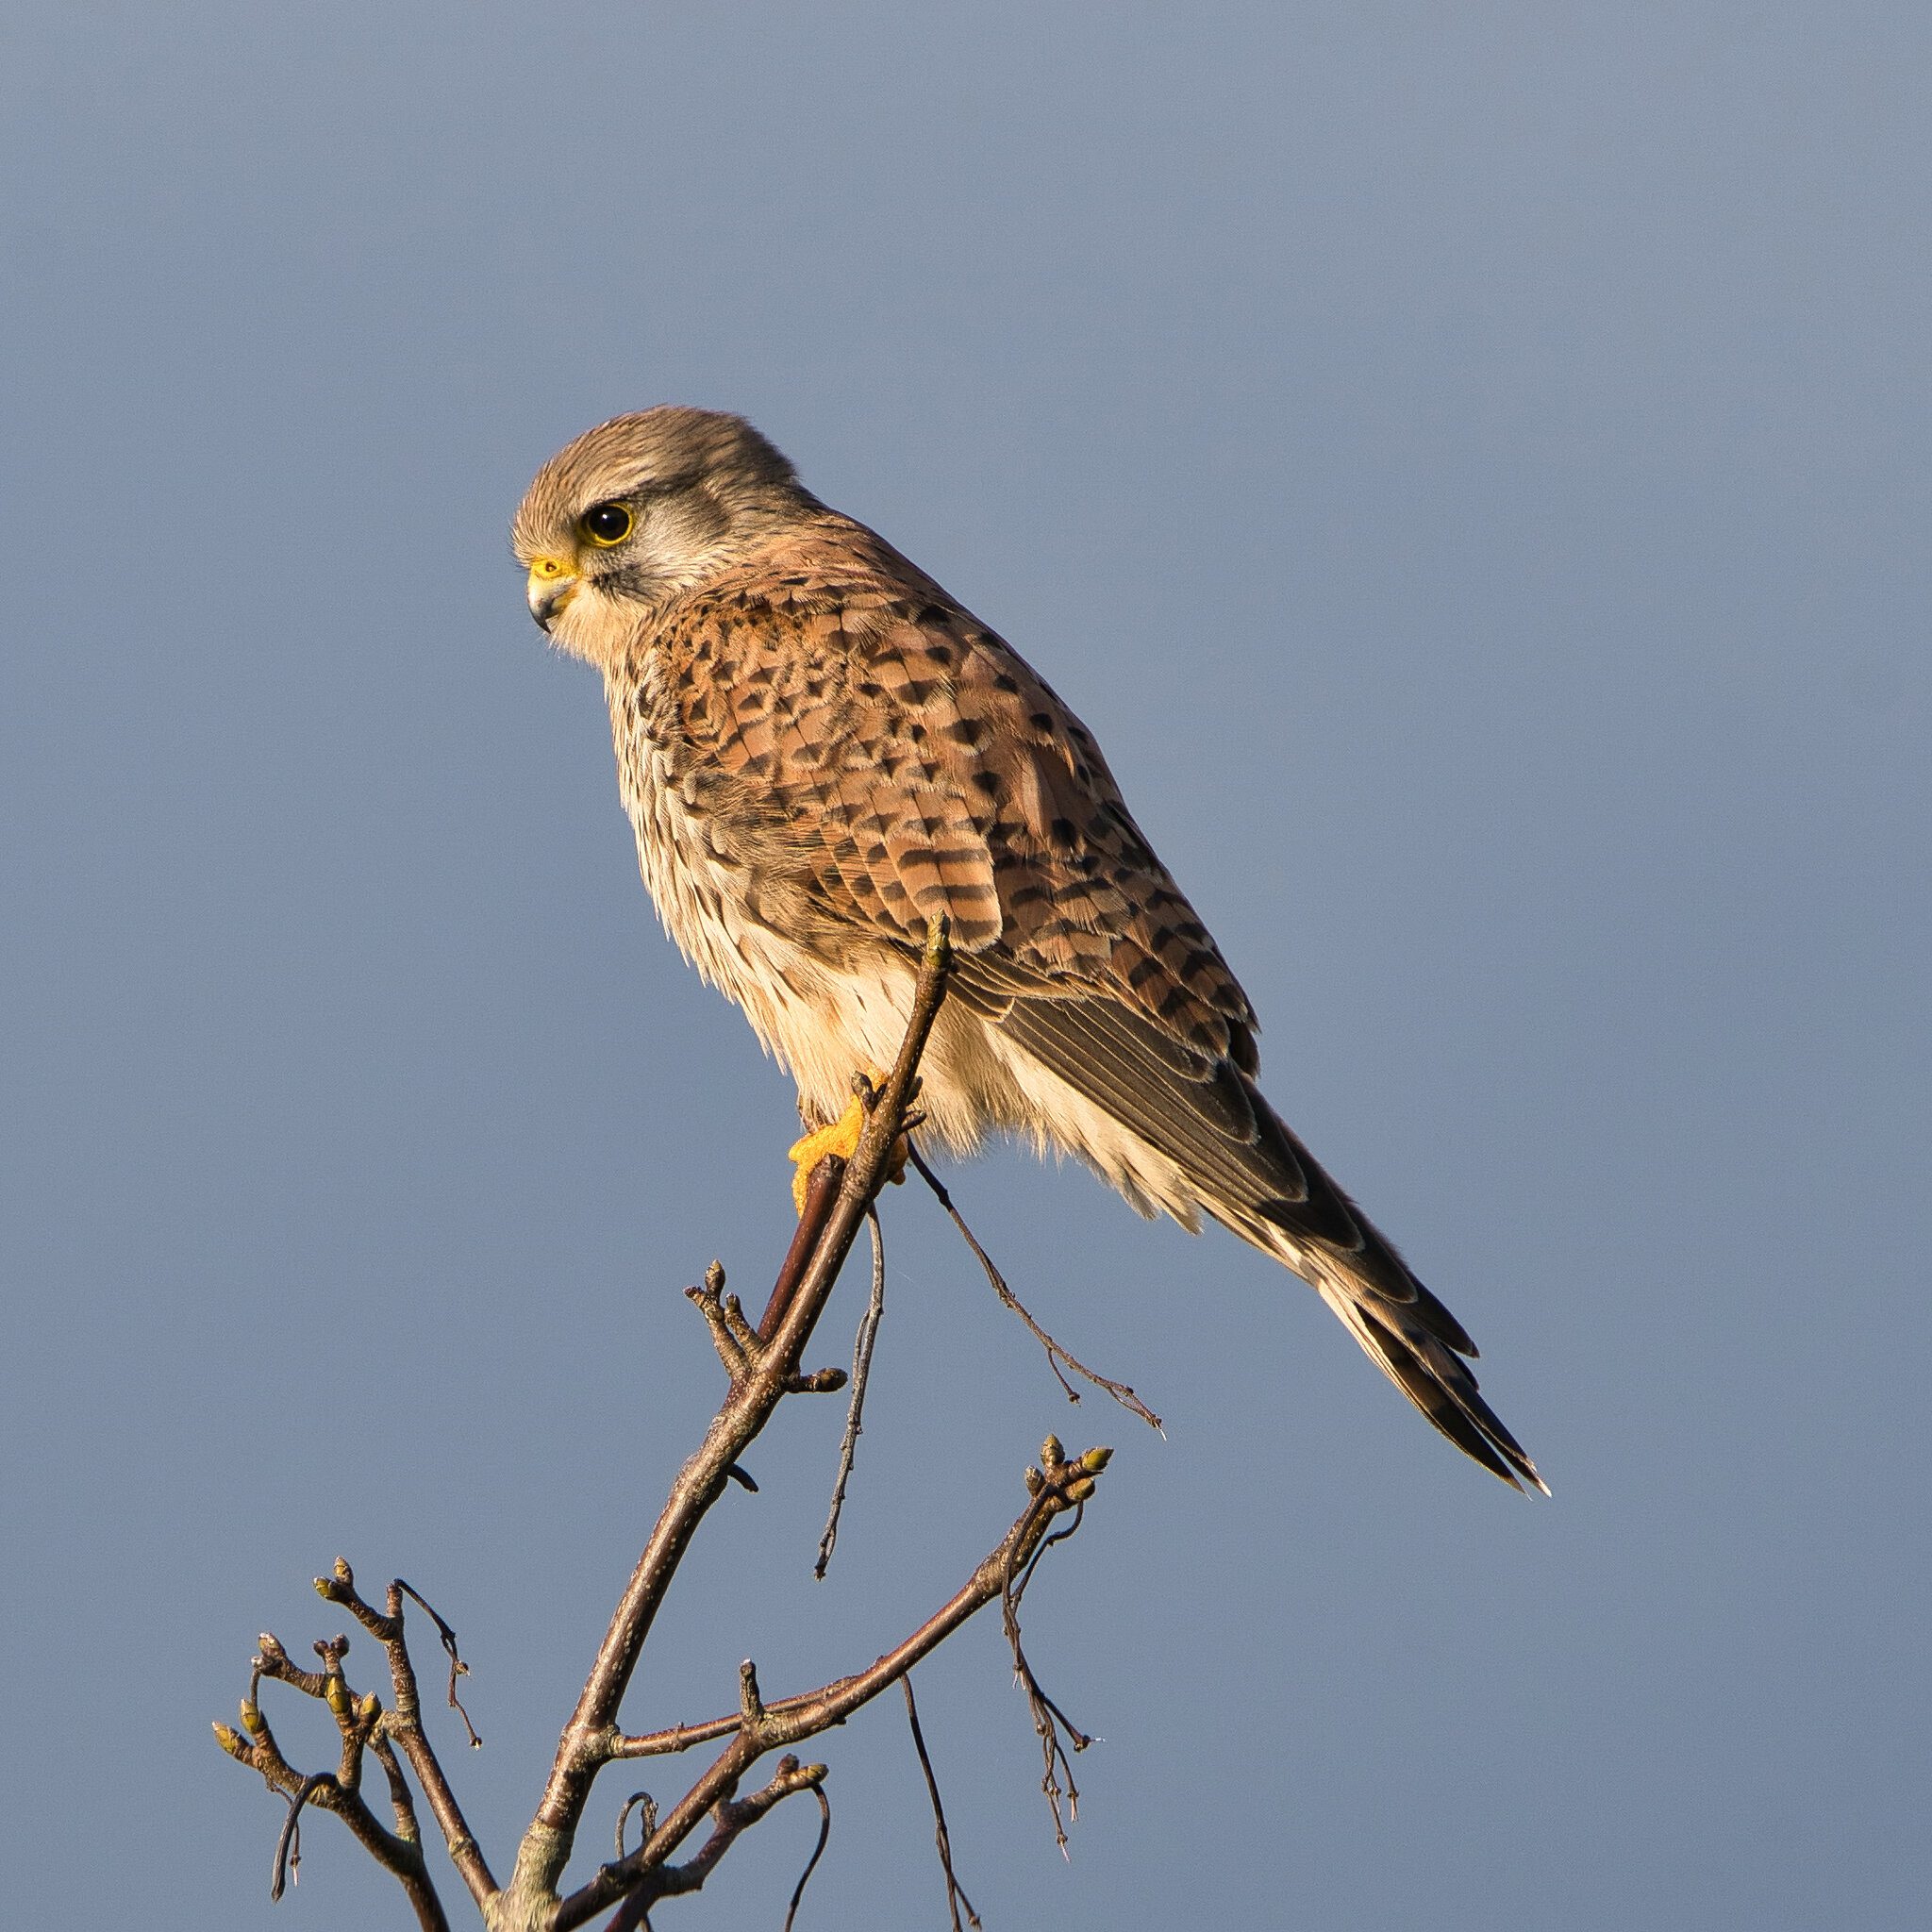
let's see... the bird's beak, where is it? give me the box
[525,557,579,631]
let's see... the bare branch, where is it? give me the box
[558,1437,1108,1931]
[312,1559,495,1906]
[215,1661,455,1932]
[217,908,1134,1929]
[508,920,957,1912]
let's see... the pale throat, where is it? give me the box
[548,583,645,671]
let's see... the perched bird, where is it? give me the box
[513,408,1541,1490]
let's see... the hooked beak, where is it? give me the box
[525,558,578,631]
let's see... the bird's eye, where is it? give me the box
[580,501,634,546]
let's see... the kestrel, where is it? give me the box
[513,408,1541,1490]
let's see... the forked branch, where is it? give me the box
[217,918,1123,1930]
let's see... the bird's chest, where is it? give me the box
[603,659,841,1071]
[609,687,747,983]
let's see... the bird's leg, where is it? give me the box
[788,1068,908,1213]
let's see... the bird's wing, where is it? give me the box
[660,525,1364,1250]
[658,525,1258,1053]
[657,526,1540,1489]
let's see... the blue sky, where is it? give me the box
[3,6,1926,1926]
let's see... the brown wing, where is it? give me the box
[655,523,1375,1268]
[653,519,1259,1058]
[649,519,1540,1490]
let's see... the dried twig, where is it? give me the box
[815,1208,889,1577]
[908,1142,1163,1432]
[271,1774,326,1900]
[781,1783,833,1932]
[615,1790,658,1862]
[904,1674,981,1932]
[393,1578,481,1747]
[1005,1436,1100,1854]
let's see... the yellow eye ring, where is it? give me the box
[580,501,634,546]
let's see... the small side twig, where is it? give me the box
[1006,1436,1101,1854]
[781,1783,833,1932]
[903,1674,981,1932]
[311,1560,493,1902]
[908,1142,1163,1432]
[394,1577,482,1748]
[370,1734,421,1844]
[815,1208,889,1577]
[271,1773,327,1900]
[615,1790,658,1861]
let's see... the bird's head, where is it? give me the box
[511,408,806,665]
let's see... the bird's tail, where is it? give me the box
[1215,1106,1546,1493]
[976,986,1542,1489]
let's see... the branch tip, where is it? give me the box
[738,1660,766,1728]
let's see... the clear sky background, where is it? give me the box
[4,5,1926,1927]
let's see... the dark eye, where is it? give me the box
[580,501,634,546]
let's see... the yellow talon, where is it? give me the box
[787,1073,907,1213]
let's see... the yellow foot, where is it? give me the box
[787,1074,907,1213]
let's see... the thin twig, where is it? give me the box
[1000,1474,1095,1855]
[781,1783,833,1932]
[371,1735,421,1844]
[271,1773,327,1900]
[903,1674,982,1932]
[615,1790,658,1862]
[907,1142,1163,1433]
[395,1578,482,1747]
[815,1208,888,1577]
